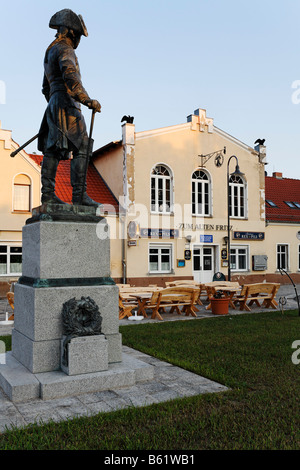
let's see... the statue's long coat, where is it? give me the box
[38,36,90,158]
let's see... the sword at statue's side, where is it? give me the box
[80,108,97,205]
[10,133,40,158]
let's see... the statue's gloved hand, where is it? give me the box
[85,99,101,113]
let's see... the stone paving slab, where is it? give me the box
[0,346,228,434]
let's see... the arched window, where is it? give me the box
[229,174,246,218]
[13,174,31,212]
[192,170,211,216]
[151,165,172,213]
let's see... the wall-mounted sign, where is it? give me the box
[221,248,228,260]
[200,235,213,243]
[177,259,186,267]
[233,231,265,240]
[140,228,179,239]
[178,223,232,231]
[184,249,191,260]
[128,240,137,247]
[128,221,139,239]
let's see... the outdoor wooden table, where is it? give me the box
[119,287,161,299]
[204,282,241,310]
[119,287,162,317]
[128,293,153,317]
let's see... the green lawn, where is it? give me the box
[0,310,299,450]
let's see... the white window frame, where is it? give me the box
[192,169,211,216]
[148,243,173,274]
[0,244,22,276]
[230,245,249,272]
[12,173,32,212]
[277,244,289,271]
[150,164,173,214]
[229,175,246,219]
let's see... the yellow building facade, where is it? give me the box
[0,122,41,290]
[93,108,275,286]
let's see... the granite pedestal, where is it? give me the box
[0,204,153,402]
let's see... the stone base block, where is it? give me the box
[0,352,40,402]
[12,283,121,373]
[61,335,108,376]
[0,351,154,402]
[22,218,110,279]
[12,329,61,373]
[14,283,119,341]
[106,333,122,363]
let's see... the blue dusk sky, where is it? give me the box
[0,0,300,178]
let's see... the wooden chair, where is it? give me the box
[233,283,280,311]
[6,292,14,321]
[119,294,136,319]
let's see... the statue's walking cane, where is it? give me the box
[80,108,96,205]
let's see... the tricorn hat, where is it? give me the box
[49,9,88,37]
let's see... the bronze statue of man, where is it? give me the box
[38,9,101,207]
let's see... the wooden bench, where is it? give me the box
[165,280,200,287]
[165,281,204,305]
[119,294,136,319]
[233,283,280,312]
[140,287,200,321]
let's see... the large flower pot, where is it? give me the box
[211,297,229,315]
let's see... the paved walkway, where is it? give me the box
[0,283,298,434]
[0,346,228,433]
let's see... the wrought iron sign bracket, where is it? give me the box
[199,147,226,167]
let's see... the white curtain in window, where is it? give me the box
[14,185,30,211]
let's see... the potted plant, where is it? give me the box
[210,290,229,315]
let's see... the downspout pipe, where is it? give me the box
[120,212,127,284]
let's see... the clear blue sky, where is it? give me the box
[1,0,300,178]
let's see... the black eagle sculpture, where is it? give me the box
[254,138,265,146]
[121,115,134,124]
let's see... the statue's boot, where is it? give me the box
[71,156,102,207]
[41,155,67,204]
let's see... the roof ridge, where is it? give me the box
[266,175,300,182]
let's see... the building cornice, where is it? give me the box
[213,126,258,154]
[136,123,190,140]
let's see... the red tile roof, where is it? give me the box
[28,154,119,214]
[265,174,300,223]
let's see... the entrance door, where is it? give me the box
[193,246,214,283]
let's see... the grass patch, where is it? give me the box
[0,335,11,351]
[0,310,299,450]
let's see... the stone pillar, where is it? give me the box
[11,204,122,374]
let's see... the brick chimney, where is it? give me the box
[272,172,283,179]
